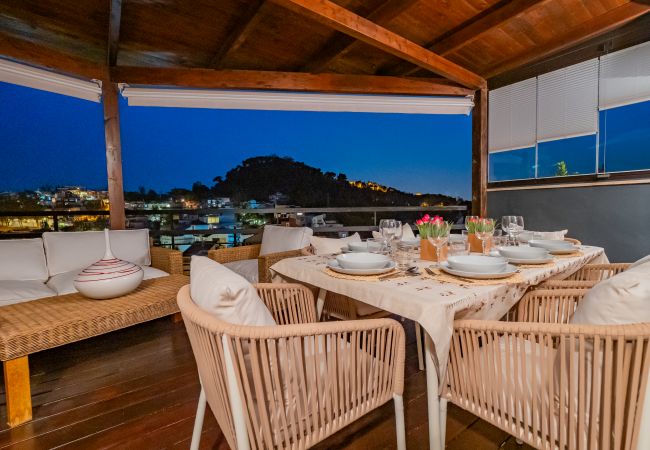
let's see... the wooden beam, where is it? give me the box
[111,66,474,96]
[0,33,107,80]
[483,2,650,78]
[387,0,546,77]
[3,356,32,427]
[301,0,419,73]
[472,88,488,217]
[271,0,486,89]
[107,0,122,66]
[208,0,266,68]
[102,82,126,230]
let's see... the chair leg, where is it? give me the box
[190,387,207,450]
[414,322,424,371]
[439,397,448,447]
[393,394,406,450]
[3,356,32,427]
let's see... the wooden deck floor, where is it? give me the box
[0,317,534,450]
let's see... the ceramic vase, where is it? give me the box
[420,239,448,263]
[74,229,144,299]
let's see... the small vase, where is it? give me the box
[74,229,144,299]
[468,233,492,254]
[420,239,448,262]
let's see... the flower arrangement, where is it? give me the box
[415,214,452,239]
[465,216,479,233]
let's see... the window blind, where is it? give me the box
[0,58,101,102]
[599,41,650,110]
[488,77,536,152]
[537,59,599,142]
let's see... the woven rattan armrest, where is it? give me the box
[208,244,261,264]
[567,262,631,281]
[254,283,317,325]
[150,246,183,274]
[258,248,307,283]
[534,279,598,290]
[513,288,588,324]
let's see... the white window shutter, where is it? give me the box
[537,59,598,142]
[599,41,650,110]
[488,77,536,152]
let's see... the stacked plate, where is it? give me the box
[528,239,578,255]
[496,246,553,265]
[328,252,395,275]
[342,240,384,253]
[441,255,517,279]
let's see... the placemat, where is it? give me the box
[553,250,584,259]
[513,261,556,269]
[423,267,525,286]
[322,267,402,282]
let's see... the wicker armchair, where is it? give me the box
[567,263,631,281]
[178,283,406,450]
[208,244,305,283]
[445,288,650,450]
[150,246,184,274]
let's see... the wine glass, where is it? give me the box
[379,219,399,250]
[427,220,452,267]
[501,216,524,246]
[476,218,496,255]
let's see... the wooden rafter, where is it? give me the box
[301,0,419,73]
[386,0,546,77]
[483,2,650,78]
[271,0,486,89]
[0,33,107,80]
[107,0,122,66]
[111,66,474,96]
[208,0,266,68]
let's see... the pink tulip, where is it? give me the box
[422,214,430,221]
[416,219,423,225]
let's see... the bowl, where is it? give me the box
[497,246,549,259]
[447,255,508,273]
[348,240,383,252]
[336,252,391,270]
[529,239,573,250]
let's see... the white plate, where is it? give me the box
[439,262,518,279]
[506,256,554,265]
[447,255,508,273]
[327,260,396,276]
[529,239,574,250]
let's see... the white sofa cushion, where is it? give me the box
[0,280,56,306]
[259,225,313,256]
[0,238,48,282]
[223,259,258,284]
[190,256,275,326]
[630,254,650,269]
[571,262,650,325]
[309,233,360,255]
[43,230,151,277]
[46,265,169,296]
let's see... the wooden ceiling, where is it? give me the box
[1,0,650,94]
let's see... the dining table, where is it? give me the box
[271,245,608,450]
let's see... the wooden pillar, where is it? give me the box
[102,82,126,230]
[471,87,488,217]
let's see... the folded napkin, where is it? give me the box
[519,229,568,242]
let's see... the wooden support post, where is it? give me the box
[102,82,126,230]
[472,88,488,217]
[3,356,32,427]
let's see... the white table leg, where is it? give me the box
[316,288,327,320]
[425,335,443,450]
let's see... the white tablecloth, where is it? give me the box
[271,246,607,378]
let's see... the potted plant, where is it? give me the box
[416,215,451,262]
[465,216,484,253]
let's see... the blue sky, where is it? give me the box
[0,82,472,198]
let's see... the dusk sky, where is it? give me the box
[0,82,472,199]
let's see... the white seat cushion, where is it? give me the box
[0,238,48,282]
[223,259,259,284]
[47,265,169,296]
[190,256,275,326]
[309,233,360,255]
[43,230,151,277]
[259,226,313,256]
[0,280,56,306]
[630,254,650,268]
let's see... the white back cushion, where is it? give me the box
[0,238,48,281]
[43,230,151,277]
[571,262,650,325]
[190,256,275,326]
[310,233,360,255]
[259,225,313,256]
[630,254,650,269]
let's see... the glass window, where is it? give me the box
[599,100,650,173]
[489,147,536,181]
[536,134,597,178]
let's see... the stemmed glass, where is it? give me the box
[501,216,524,246]
[379,219,401,251]
[476,218,496,255]
[426,219,452,267]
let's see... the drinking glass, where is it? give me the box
[448,234,470,256]
[395,241,413,270]
[367,238,388,255]
[501,215,524,246]
[476,218,496,255]
[379,219,400,251]
[427,221,452,268]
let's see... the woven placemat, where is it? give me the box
[323,267,402,282]
[553,250,584,259]
[423,267,525,286]
[514,261,556,269]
